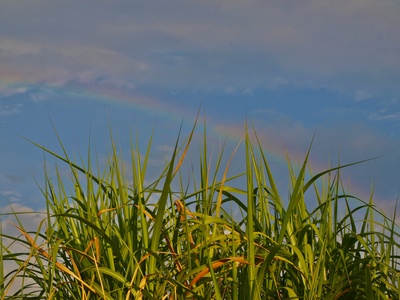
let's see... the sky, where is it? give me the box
[1,0,400,233]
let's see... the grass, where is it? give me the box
[1,120,399,299]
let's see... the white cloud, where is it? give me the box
[355,90,373,102]
[0,190,22,202]
[369,109,400,121]
[1,204,46,296]
[0,86,29,98]
[0,204,46,237]
[0,103,22,116]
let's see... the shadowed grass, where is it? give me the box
[1,120,399,299]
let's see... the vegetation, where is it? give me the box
[1,120,399,299]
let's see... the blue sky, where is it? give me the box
[1,1,400,226]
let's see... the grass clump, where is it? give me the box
[1,121,399,299]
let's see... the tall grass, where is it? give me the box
[1,121,399,299]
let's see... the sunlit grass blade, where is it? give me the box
[2,118,399,299]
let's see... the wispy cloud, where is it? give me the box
[0,103,22,116]
[0,86,29,98]
[0,190,22,202]
[354,90,373,102]
[369,109,400,121]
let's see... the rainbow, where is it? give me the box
[73,83,376,202]
[1,79,376,203]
